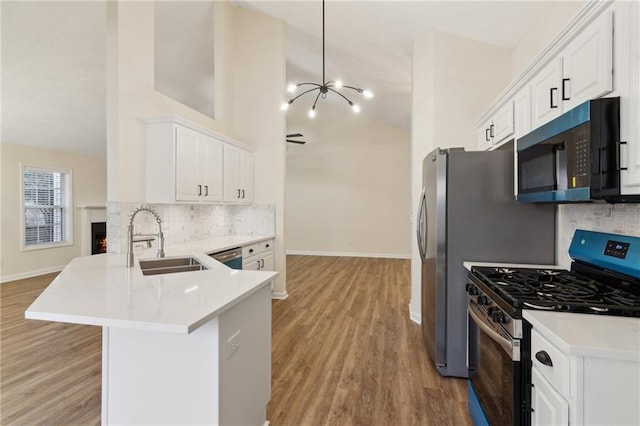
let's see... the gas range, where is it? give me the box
[466,229,640,426]
[467,230,640,334]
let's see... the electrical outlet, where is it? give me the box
[226,330,241,359]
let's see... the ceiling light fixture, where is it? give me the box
[280,0,373,118]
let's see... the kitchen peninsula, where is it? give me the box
[26,235,277,426]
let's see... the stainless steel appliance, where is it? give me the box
[209,247,243,269]
[517,97,640,203]
[466,229,640,425]
[416,148,555,378]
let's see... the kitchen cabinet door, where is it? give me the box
[531,367,569,426]
[201,136,223,202]
[223,145,253,204]
[514,85,532,140]
[175,125,204,202]
[561,12,613,111]
[491,101,514,145]
[531,58,563,129]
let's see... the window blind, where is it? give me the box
[23,168,66,246]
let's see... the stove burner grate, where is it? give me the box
[471,266,640,317]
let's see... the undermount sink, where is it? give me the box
[139,256,209,276]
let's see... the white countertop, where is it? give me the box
[26,235,277,334]
[524,310,640,362]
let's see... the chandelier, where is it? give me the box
[281,0,373,118]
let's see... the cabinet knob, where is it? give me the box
[535,350,553,367]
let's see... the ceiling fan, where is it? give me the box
[286,133,306,144]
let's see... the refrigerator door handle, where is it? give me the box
[416,190,427,260]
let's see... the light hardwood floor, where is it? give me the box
[1,256,471,425]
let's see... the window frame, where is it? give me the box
[20,164,73,251]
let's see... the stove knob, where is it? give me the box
[465,283,479,296]
[477,295,489,305]
[491,310,506,324]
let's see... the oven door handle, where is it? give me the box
[468,301,520,361]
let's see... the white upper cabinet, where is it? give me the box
[561,11,613,110]
[223,145,254,204]
[492,101,515,144]
[476,102,514,150]
[514,85,532,139]
[531,57,564,129]
[145,118,252,204]
[532,12,613,129]
[174,126,223,202]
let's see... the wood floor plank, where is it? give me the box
[267,256,472,426]
[1,257,472,425]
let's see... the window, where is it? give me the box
[22,166,72,249]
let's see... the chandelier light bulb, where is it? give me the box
[278,0,372,119]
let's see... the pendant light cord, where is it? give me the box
[322,0,325,86]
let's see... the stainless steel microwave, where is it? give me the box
[516,97,637,203]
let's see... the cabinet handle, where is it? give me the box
[617,141,628,171]
[237,189,241,199]
[550,87,558,109]
[265,244,270,248]
[242,189,245,199]
[535,350,553,367]
[261,259,265,268]
[485,128,491,142]
[198,185,202,196]
[257,260,261,270]
[249,248,254,254]
[561,78,570,101]
[489,124,494,138]
[204,185,208,196]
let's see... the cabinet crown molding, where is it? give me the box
[144,115,255,152]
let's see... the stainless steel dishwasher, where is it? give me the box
[209,247,243,269]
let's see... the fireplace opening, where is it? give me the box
[91,222,107,255]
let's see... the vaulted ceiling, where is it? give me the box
[1,1,578,158]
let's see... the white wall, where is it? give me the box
[409,31,511,321]
[285,102,411,258]
[105,2,287,294]
[227,6,287,295]
[0,143,107,281]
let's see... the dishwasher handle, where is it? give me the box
[210,247,242,263]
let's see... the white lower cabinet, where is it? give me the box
[531,367,569,426]
[527,314,640,426]
[243,240,274,271]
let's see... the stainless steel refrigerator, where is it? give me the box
[416,147,555,378]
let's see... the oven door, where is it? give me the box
[468,301,524,426]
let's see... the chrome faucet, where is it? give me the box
[127,206,165,267]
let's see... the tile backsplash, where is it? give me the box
[557,203,640,267]
[107,202,275,254]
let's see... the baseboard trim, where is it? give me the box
[409,305,421,324]
[1,265,65,284]
[285,250,410,260]
[271,291,288,300]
